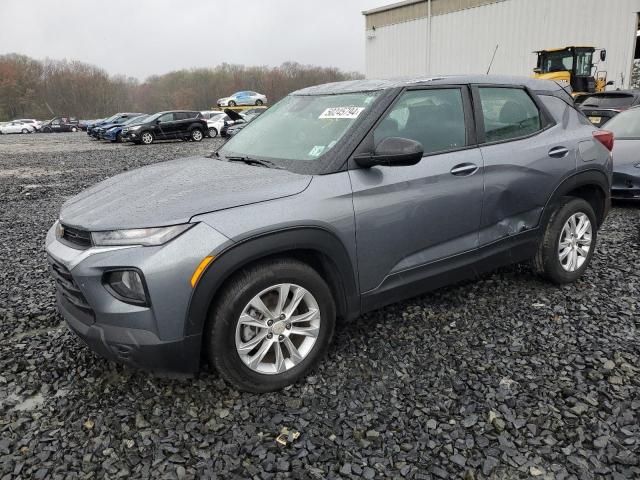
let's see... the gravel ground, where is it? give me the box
[0,132,639,479]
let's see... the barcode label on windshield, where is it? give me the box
[319,106,365,119]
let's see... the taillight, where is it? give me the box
[593,130,614,152]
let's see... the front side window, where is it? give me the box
[478,88,542,143]
[221,91,380,161]
[374,88,467,155]
[158,113,174,123]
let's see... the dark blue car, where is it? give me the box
[87,113,144,139]
[102,115,148,142]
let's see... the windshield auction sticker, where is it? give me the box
[319,106,365,119]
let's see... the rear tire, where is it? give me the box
[532,197,597,284]
[190,128,203,142]
[228,100,236,107]
[71,127,77,132]
[21,129,29,134]
[206,259,336,393]
[209,127,218,138]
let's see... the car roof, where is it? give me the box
[292,75,564,96]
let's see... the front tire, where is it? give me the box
[206,259,336,393]
[71,127,77,132]
[190,128,203,142]
[140,131,154,145]
[533,197,597,284]
[209,127,218,138]
[255,99,263,106]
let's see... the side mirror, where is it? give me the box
[533,68,542,74]
[354,137,424,168]
[606,80,614,86]
[600,49,607,62]
[155,119,162,124]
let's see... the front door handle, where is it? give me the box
[548,146,569,158]
[450,163,479,176]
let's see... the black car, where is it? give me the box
[224,110,264,137]
[40,116,80,133]
[575,90,640,127]
[87,113,144,138]
[121,111,209,145]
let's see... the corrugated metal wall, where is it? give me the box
[365,0,640,88]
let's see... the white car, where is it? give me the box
[0,121,35,134]
[200,110,224,120]
[207,113,236,137]
[16,119,42,131]
[217,91,267,107]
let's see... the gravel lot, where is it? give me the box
[0,132,639,479]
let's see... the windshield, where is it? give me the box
[576,94,634,109]
[143,112,162,123]
[604,108,640,138]
[221,92,380,161]
[124,115,147,125]
[102,114,121,123]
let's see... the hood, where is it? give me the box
[60,157,311,231]
[612,139,640,168]
[224,108,244,121]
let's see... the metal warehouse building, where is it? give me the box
[364,0,640,88]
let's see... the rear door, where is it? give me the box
[349,85,485,294]
[472,85,577,245]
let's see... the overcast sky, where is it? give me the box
[0,0,391,79]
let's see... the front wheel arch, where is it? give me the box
[185,228,360,341]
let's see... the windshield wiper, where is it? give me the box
[226,155,279,169]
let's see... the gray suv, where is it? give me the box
[46,75,613,392]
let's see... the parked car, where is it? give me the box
[200,110,225,119]
[102,115,148,143]
[40,116,79,133]
[121,110,208,145]
[46,75,612,392]
[575,90,640,127]
[217,91,267,107]
[88,113,144,138]
[598,105,640,199]
[15,119,42,131]
[220,109,247,137]
[79,119,104,131]
[0,121,36,134]
[224,110,264,137]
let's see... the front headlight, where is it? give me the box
[92,224,193,246]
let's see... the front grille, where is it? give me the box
[47,255,95,320]
[61,224,92,249]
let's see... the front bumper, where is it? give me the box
[45,222,231,373]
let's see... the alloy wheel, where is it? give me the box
[558,212,592,272]
[141,132,153,144]
[235,283,321,375]
[191,129,203,141]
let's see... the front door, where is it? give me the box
[349,86,484,295]
[154,112,176,139]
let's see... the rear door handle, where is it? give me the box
[548,146,569,158]
[450,163,479,176]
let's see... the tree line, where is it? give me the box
[0,53,363,121]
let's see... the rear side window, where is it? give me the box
[478,87,542,142]
[158,113,175,122]
[174,112,189,120]
[374,88,467,155]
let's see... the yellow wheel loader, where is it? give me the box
[533,46,611,95]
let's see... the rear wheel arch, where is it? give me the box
[542,170,610,229]
[185,228,360,340]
